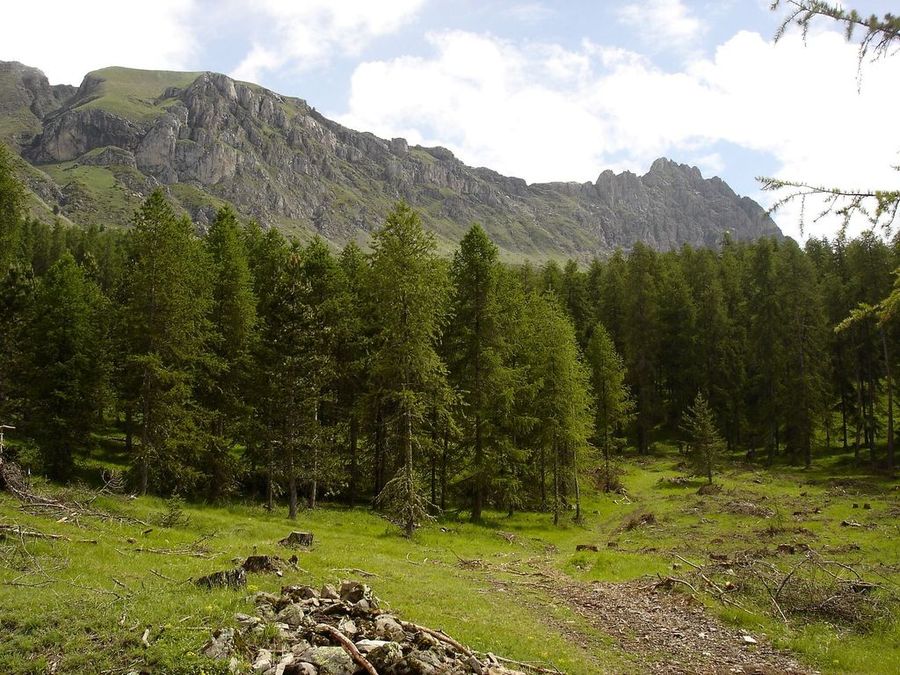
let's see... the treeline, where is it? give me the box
[0,147,897,527]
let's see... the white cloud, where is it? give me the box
[229,0,426,83]
[617,0,707,51]
[337,27,900,240]
[0,0,196,85]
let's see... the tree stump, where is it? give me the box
[279,531,314,548]
[195,568,246,589]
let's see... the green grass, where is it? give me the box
[1,440,897,674]
[74,67,202,121]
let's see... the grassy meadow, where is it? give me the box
[1,441,897,674]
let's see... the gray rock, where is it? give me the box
[276,603,306,628]
[374,614,406,642]
[367,641,404,670]
[338,580,368,603]
[201,628,234,660]
[252,648,273,672]
[401,649,443,675]
[354,639,388,652]
[298,646,355,675]
[320,583,339,600]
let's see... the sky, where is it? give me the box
[2,0,899,241]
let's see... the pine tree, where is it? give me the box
[681,393,724,484]
[369,203,449,536]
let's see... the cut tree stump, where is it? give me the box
[242,555,282,573]
[279,531,314,548]
[195,568,246,590]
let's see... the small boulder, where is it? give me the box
[367,641,404,670]
[299,646,355,675]
[575,544,599,552]
[339,580,368,603]
[374,614,406,642]
[252,649,273,672]
[354,639,388,653]
[276,603,306,628]
[320,583,340,600]
[337,617,357,636]
[202,628,234,660]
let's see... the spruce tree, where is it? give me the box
[204,206,257,498]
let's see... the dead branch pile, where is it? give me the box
[659,549,896,631]
[0,459,147,526]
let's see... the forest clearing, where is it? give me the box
[1,441,897,674]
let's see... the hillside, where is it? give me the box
[0,61,780,259]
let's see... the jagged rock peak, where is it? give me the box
[0,60,782,260]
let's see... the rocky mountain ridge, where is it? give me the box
[0,61,781,259]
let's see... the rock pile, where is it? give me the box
[202,580,526,675]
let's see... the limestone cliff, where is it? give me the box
[1,62,781,259]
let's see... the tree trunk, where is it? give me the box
[403,408,414,538]
[348,414,358,507]
[440,429,448,511]
[882,329,894,471]
[573,442,581,522]
[552,436,560,526]
[540,446,547,511]
[125,405,133,453]
[471,413,483,521]
[288,451,298,519]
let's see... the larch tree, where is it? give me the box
[22,253,108,479]
[446,223,507,522]
[369,202,450,536]
[681,392,725,485]
[122,190,213,495]
[585,322,634,492]
[203,206,257,498]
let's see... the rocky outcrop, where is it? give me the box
[0,61,781,259]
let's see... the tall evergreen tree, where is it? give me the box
[21,253,107,479]
[122,190,213,494]
[586,323,634,492]
[369,203,450,536]
[446,224,507,521]
[203,206,257,498]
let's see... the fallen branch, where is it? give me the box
[483,653,562,674]
[331,567,379,578]
[0,524,70,541]
[315,623,378,675]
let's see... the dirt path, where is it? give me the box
[475,554,814,674]
[557,577,812,674]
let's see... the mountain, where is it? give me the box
[0,61,781,259]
